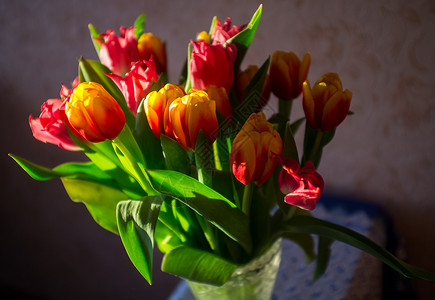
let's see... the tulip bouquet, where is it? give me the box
[10,4,435,293]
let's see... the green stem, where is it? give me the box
[278,99,293,120]
[113,137,156,195]
[242,182,253,216]
[213,140,222,171]
[303,130,323,166]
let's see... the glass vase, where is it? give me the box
[186,239,282,300]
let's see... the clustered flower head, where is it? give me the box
[28,12,353,212]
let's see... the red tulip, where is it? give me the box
[231,112,283,185]
[277,157,324,211]
[106,59,158,115]
[65,82,125,143]
[211,17,246,45]
[190,40,237,93]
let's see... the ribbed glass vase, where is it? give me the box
[186,239,282,300]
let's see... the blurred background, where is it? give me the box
[1,0,434,299]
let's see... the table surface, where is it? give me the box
[168,196,416,300]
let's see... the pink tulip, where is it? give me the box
[60,77,79,99]
[277,157,324,211]
[106,59,158,115]
[97,26,140,76]
[190,40,237,93]
[29,98,80,151]
[211,17,246,45]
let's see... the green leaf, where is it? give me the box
[233,57,270,126]
[162,246,238,285]
[282,122,299,162]
[160,135,191,174]
[283,233,316,263]
[312,236,333,281]
[88,24,102,55]
[61,178,131,234]
[282,216,435,281]
[134,14,146,40]
[78,58,135,129]
[116,197,163,284]
[155,219,184,253]
[145,169,252,253]
[9,153,63,181]
[226,4,262,72]
[290,117,305,135]
[69,137,144,199]
[134,99,165,170]
[9,154,126,190]
[208,16,217,35]
[211,170,234,204]
[184,43,192,92]
[195,130,213,187]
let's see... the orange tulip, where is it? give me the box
[65,82,125,143]
[269,51,310,100]
[169,89,218,150]
[138,32,167,74]
[144,83,186,139]
[231,112,283,185]
[302,73,352,131]
[205,85,233,121]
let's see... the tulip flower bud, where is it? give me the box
[196,31,211,44]
[231,112,283,185]
[270,51,310,100]
[211,17,246,45]
[106,59,158,116]
[97,27,140,76]
[205,85,233,121]
[29,98,80,151]
[138,32,167,74]
[277,157,324,211]
[65,82,125,143]
[169,89,219,151]
[190,40,237,93]
[302,73,352,131]
[236,65,271,110]
[144,83,186,139]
